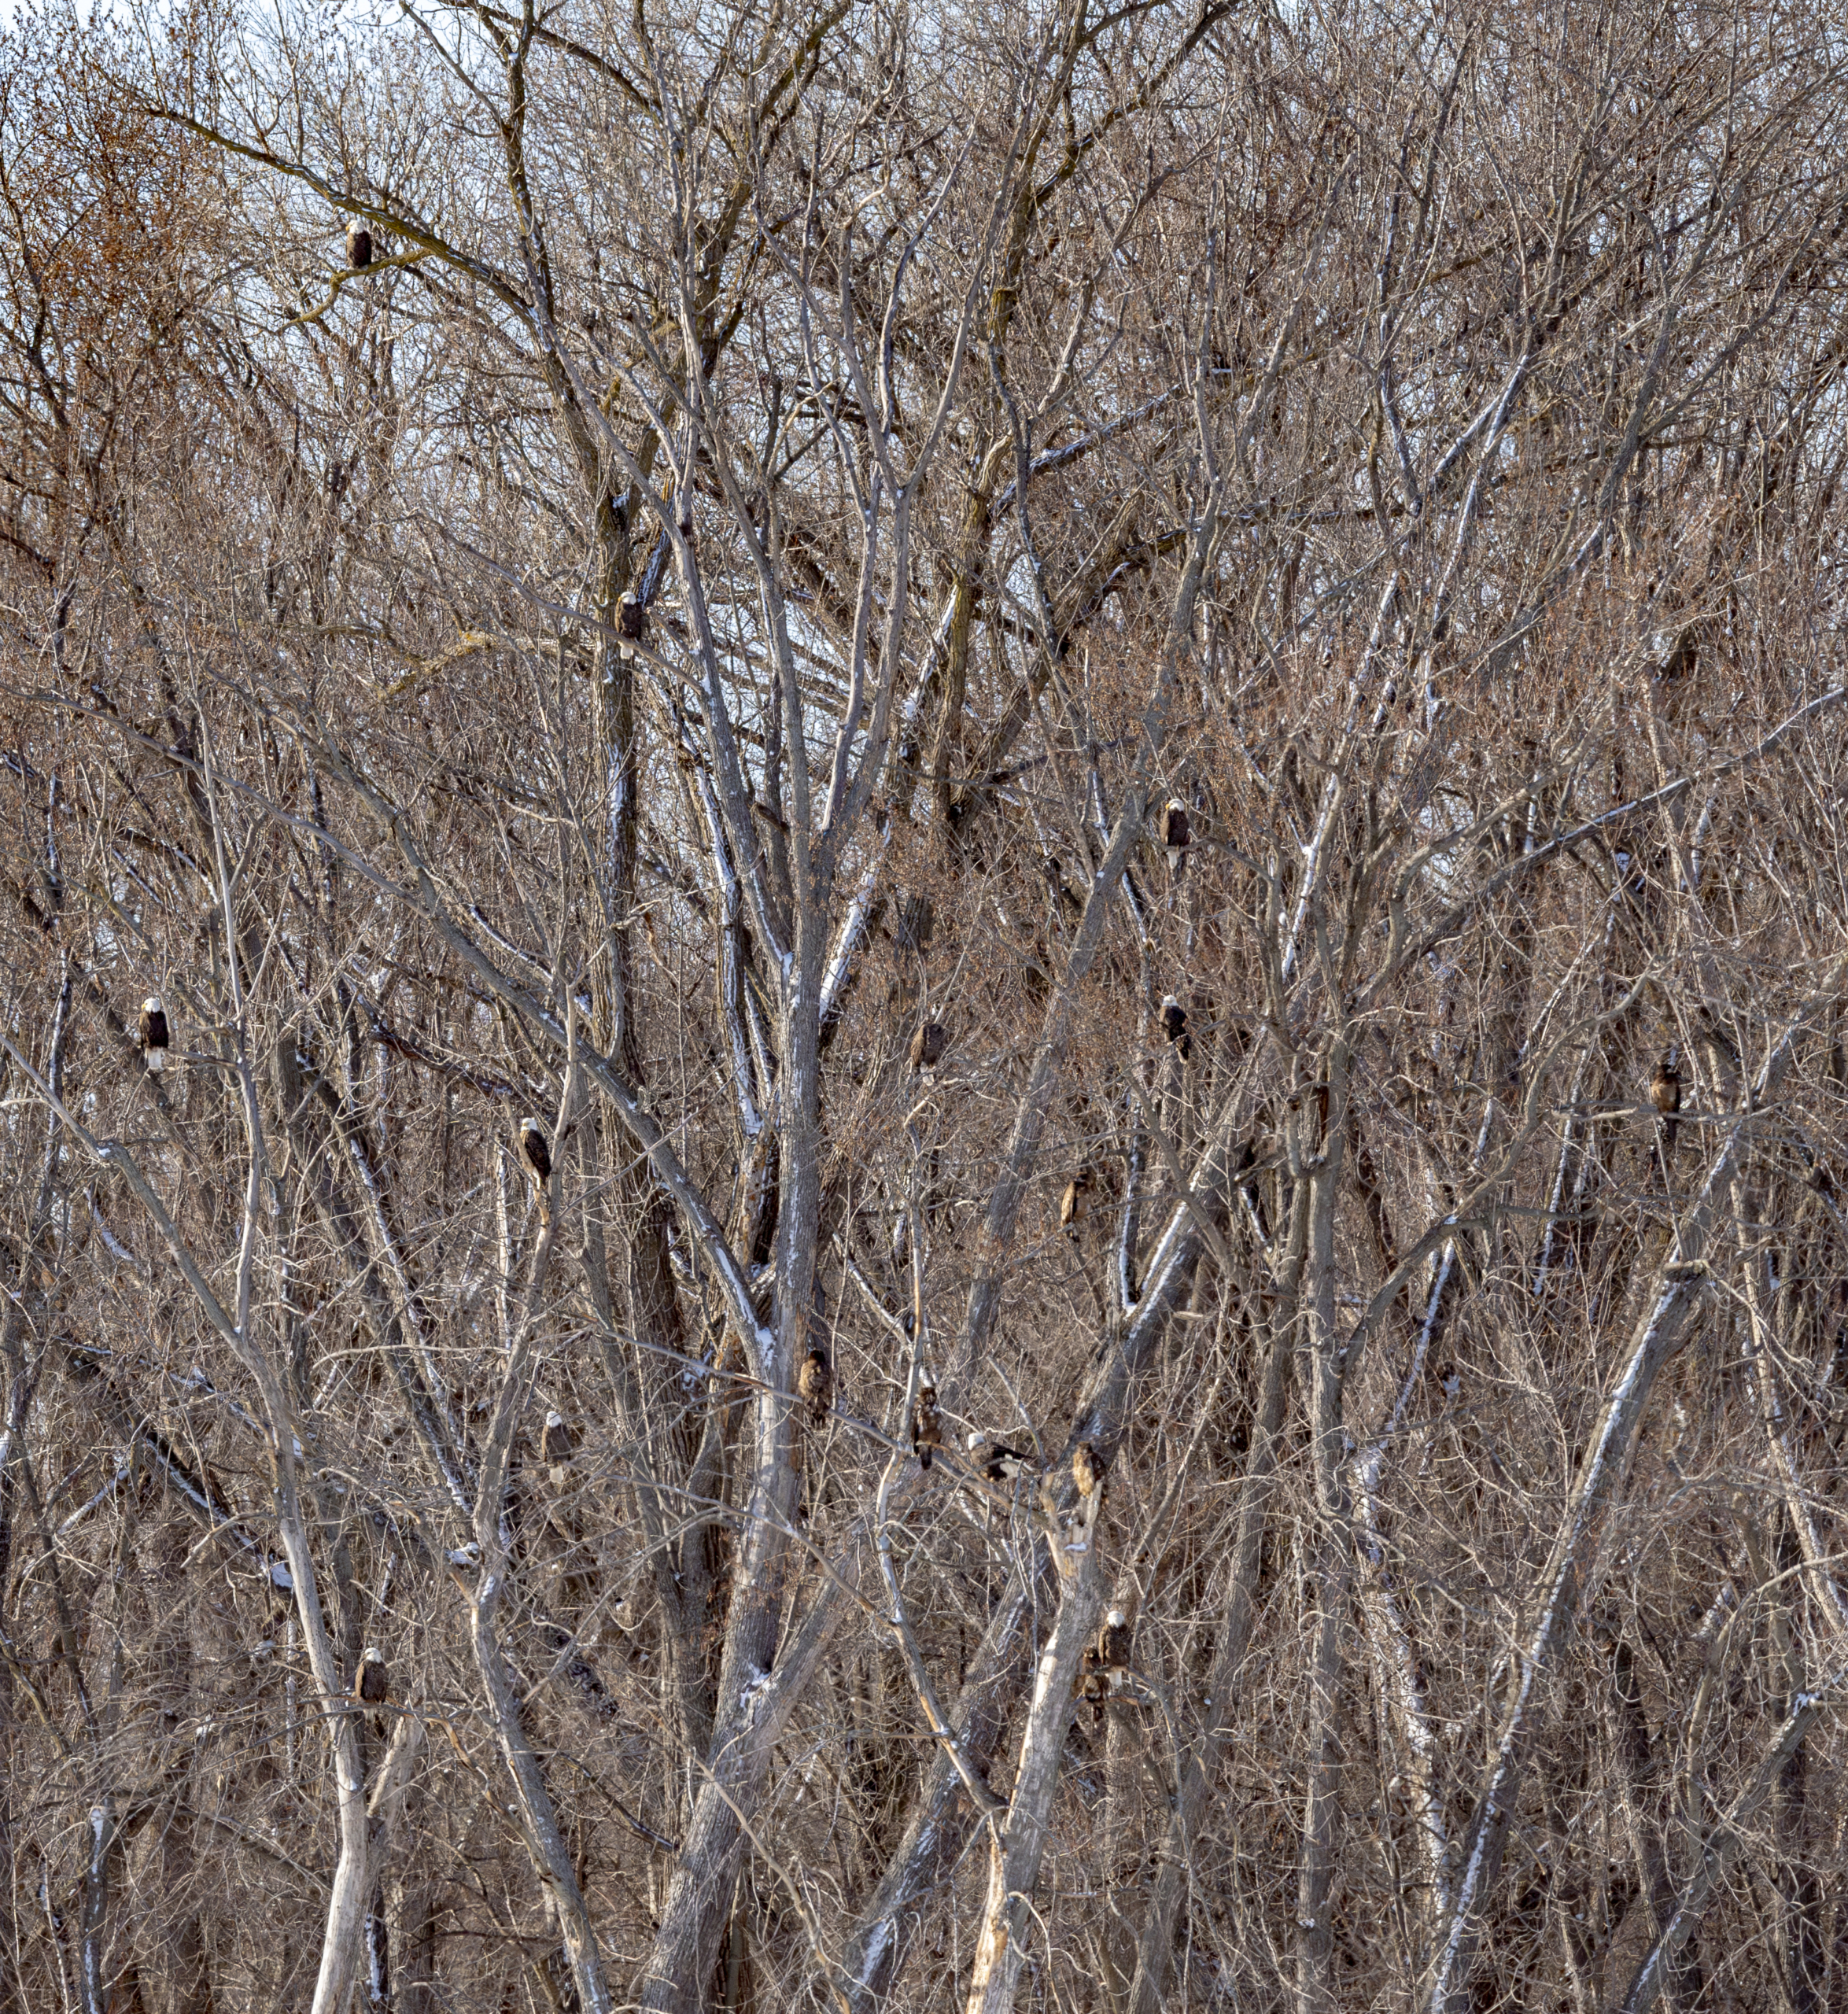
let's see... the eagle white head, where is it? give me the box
[966,1429,985,1451]
[1161,993,1180,1013]
[546,1409,565,1429]
[142,994,164,1013]
[360,1645,382,1665]
[1108,1609,1127,1628]
[521,1115,545,1137]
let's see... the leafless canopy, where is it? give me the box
[4,0,1848,2008]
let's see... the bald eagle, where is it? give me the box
[1100,1609,1133,1682]
[618,594,645,642]
[1156,799,1191,871]
[541,1410,577,1488]
[346,223,373,268]
[911,1381,944,1471]
[1060,1169,1094,1236]
[355,1645,388,1735]
[356,1646,387,1705]
[519,1116,552,1186]
[1160,996,1191,1062]
[799,1346,833,1426]
[909,1021,947,1079]
[965,1432,1031,1484]
[138,996,171,1073]
[1072,1440,1106,1499]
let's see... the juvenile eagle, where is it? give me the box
[799,1345,833,1426]
[345,223,373,268]
[911,1381,944,1471]
[138,996,171,1072]
[909,1021,947,1078]
[1650,1057,1682,1153]
[1160,995,1191,1061]
[1074,1644,1110,1724]
[1156,799,1191,871]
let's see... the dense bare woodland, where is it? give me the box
[3,0,1848,2007]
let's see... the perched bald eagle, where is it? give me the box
[909,1021,947,1079]
[355,1645,388,1735]
[541,1410,577,1488]
[1100,1609,1133,1680]
[1060,1169,1094,1236]
[618,594,645,642]
[518,1116,552,1186]
[966,1432,1031,1484]
[1073,1644,1110,1724]
[138,996,171,1073]
[911,1381,944,1471]
[1160,995,1191,1061]
[799,1345,833,1426]
[1157,799,1191,871]
[1072,1440,1106,1499]
[346,223,373,268]
[356,1645,387,1705]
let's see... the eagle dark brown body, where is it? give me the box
[799,1346,833,1425]
[911,1382,943,1470]
[1651,1057,1682,1154]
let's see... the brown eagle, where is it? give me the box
[911,1381,944,1471]
[1073,1644,1110,1724]
[1650,1057,1682,1153]
[1160,995,1191,1062]
[909,1021,947,1079]
[799,1345,833,1426]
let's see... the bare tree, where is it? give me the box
[4,0,1848,2008]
